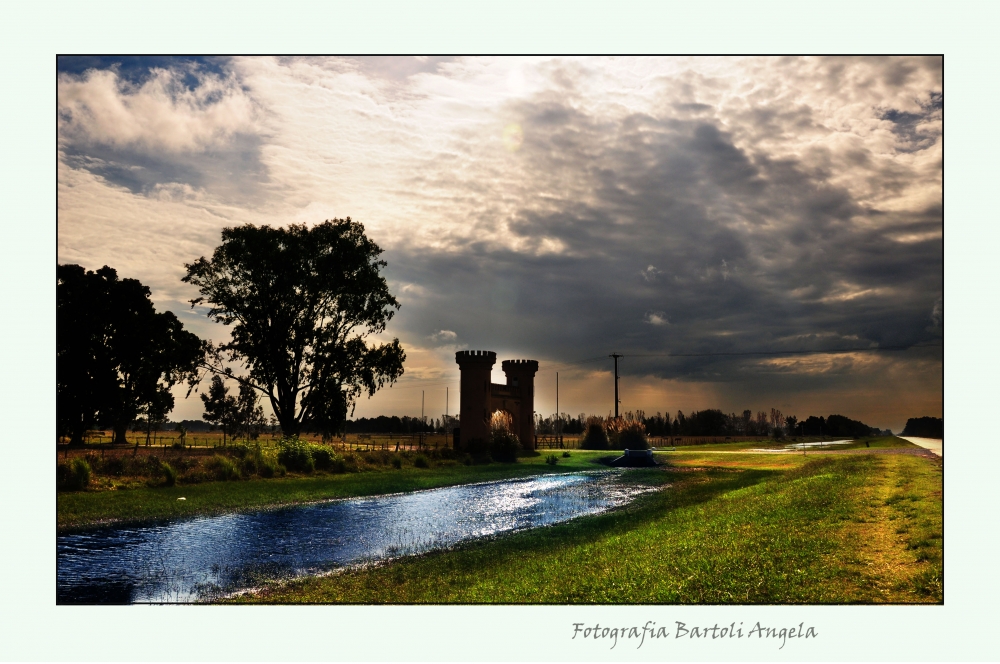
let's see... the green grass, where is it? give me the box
[232,451,942,604]
[57,451,607,530]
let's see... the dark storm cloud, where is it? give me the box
[879,94,943,153]
[60,133,271,203]
[383,85,942,386]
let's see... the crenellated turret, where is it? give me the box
[502,359,539,451]
[455,350,497,448]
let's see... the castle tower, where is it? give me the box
[455,350,496,447]
[502,359,539,451]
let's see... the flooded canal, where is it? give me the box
[57,471,654,604]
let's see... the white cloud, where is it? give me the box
[931,297,943,329]
[640,265,662,282]
[644,311,670,326]
[430,330,458,343]
[58,66,258,152]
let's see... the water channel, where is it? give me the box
[57,471,654,604]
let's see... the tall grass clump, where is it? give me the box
[489,410,520,463]
[606,410,648,449]
[205,455,241,481]
[57,458,91,491]
[580,415,610,450]
[311,445,346,473]
[274,437,348,474]
[160,462,177,487]
[277,437,316,473]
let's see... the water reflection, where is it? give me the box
[57,471,653,604]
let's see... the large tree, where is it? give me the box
[183,218,406,438]
[57,264,205,445]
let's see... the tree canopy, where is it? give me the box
[901,416,943,438]
[183,218,406,438]
[57,264,205,444]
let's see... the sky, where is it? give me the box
[56,56,943,431]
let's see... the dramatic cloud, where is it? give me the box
[57,56,942,429]
[58,66,257,152]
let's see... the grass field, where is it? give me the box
[57,436,942,604]
[231,443,942,604]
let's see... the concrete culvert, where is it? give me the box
[609,449,658,467]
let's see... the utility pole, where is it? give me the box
[421,390,425,426]
[556,372,560,435]
[610,353,622,418]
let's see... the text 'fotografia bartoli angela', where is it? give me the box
[571,620,818,650]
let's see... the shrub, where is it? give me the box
[258,458,282,478]
[227,442,255,459]
[606,411,648,449]
[490,431,520,463]
[391,455,403,469]
[277,438,315,473]
[580,416,609,450]
[616,427,648,449]
[205,455,241,481]
[160,462,177,487]
[414,455,429,469]
[57,458,91,491]
[545,454,558,465]
[171,441,184,450]
[464,437,491,461]
[310,445,336,471]
[562,451,571,458]
[488,410,520,463]
[239,456,258,477]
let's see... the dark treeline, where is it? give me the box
[166,419,215,433]
[901,417,943,438]
[57,264,204,445]
[343,415,458,434]
[798,414,879,437]
[535,408,883,438]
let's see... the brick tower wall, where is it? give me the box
[502,359,539,450]
[455,350,496,448]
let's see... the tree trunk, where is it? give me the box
[113,423,128,445]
